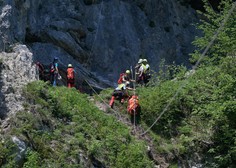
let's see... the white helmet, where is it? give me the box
[142,59,147,63]
[138,59,143,64]
[68,64,73,67]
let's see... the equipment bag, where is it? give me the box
[117,73,125,84]
[67,68,74,79]
[50,63,55,73]
[128,96,139,114]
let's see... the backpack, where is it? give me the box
[128,96,139,114]
[36,62,44,73]
[117,73,125,84]
[67,68,74,79]
[50,63,55,73]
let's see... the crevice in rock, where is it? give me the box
[0,59,7,120]
[25,28,42,43]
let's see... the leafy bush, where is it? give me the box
[190,0,236,65]
[137,56,236,167]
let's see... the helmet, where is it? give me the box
[142,59,147,62]
[132,95,138,99]
[125,81,130,85]
[54,57,58,60]
[138,59,143,64]
[68,64,73,67]
[126,70,130,74]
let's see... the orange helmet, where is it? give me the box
[132,95,138,99]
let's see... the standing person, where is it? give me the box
[137,59,151,85]
[67,64,75,88]
[135,59,143,74]
[50,57,59,86]
[135,59,143,82]
[36,61,45,80]
[109,82,134,108]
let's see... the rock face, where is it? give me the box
[0,0,200,85]
[0,45,37,119]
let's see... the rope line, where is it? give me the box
[139,1,236,136]
[45,1,236,137]
[55,0,126,121]
[130,66,136,132]
[58,54,126,120]
[57,58,123,119]
[81,75,122,119]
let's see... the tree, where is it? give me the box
[190,0,236,65]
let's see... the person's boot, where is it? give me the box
[109,96,115,108]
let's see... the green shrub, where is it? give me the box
[137,56,236,167]
[1,81,153,167]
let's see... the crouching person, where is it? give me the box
[127,95,141,125]
[109,82,133,109]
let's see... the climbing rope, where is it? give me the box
[130,66,138,132]
[79,73,123,120]
[139,1,236,136]
[54,0,130,122]
[39,1,236,138]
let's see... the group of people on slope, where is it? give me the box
[36,57,151,124]
[109,58,151,124]
[36,57,75,88]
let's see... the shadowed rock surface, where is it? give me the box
[0,0,200,85]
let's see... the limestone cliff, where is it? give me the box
[0,0,200,85]
[0,44,36,119]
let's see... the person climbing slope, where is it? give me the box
[67,64,75,88]
[127,95,141,125]
[109,81,134,109]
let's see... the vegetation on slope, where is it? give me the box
[0,81,154,168]
[1,0,235,168]
[136,0,236,167]
[138,56,236,167]
[96,1,236,167]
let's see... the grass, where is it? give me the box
[0,81,154,167]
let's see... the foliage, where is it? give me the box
[23,150,40,168]
[187,1,236,165]
[148,59,187,87]
[1,81,154,167]
[190,0,236,65]
[137,54,236,167]
[1,1,236,167]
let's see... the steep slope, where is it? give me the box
[0,82,159,167]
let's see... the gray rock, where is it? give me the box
[0,44,37,119]
[12,136,27,165]
[0,0,200,85]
